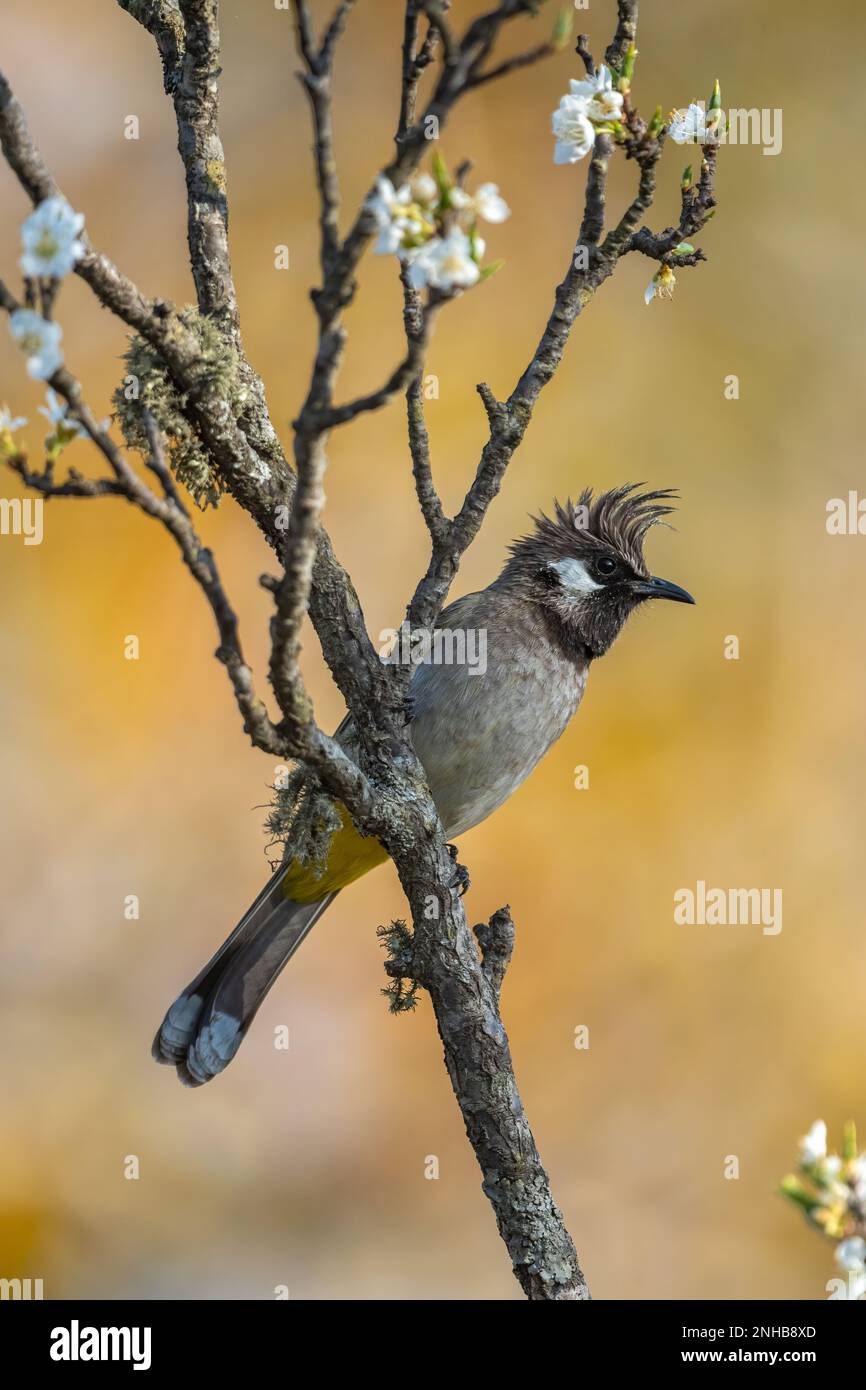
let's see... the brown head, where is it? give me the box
[496,484,695,659]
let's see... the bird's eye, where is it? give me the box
[595,556,617,577]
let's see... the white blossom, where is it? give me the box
[367,176,415,254]
[407,229,481,292]
[469,182,511,224]
[552,64,625,165]
[668,102,723,146]
[450,182,510,223]
[835,1237,866,1273]
[9,309,64,380]
[20,196,85,279]
[552,94,596,164]
[799,1119,828,1165]
[0,405,27,433]
[568,66,624,123]
[669,103,706,144]
[39,388,82,435]
[371,164,505,287]
[373,177,410,212]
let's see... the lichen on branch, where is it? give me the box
[266,764,344,879]
[112,307,245,508]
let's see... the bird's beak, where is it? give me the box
[635,575,696,605]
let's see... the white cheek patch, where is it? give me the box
[551,557,602,593]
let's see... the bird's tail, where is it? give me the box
[153,870,336,1087]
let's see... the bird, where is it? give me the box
[154,484,694,1086]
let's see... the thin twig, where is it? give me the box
[397,2,441,142]
[317,294,442,429]
[604,0,639,71]
[117,1,185,92]
[467,39,556,90]
[5,456,127,498]
[291,1,355,276]
[578,134,613,247]
[171,0,239,332]
[142,409,189,514]
[401,272,447,544]
[575,32,595,77]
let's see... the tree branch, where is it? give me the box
[111,7,388,742]
[171,0,238,331]
[117,1,185,92]
[395,848,590,1299]
[5,455,127,499]
[291,1,356,276]
[604,0,639,71]
[318,293,442,429]
[0,56,376,744]
[579,134,613,247]
[401,273,448,545]
[0,274,372,808]
[627,143,718,261]
[398,3,441,141]
[268,428,325,743]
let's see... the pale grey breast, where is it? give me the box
[409,589,588,838]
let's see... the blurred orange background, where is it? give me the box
[1,0,864,1300]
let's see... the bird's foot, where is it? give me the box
[447,842,470,896]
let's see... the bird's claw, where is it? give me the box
[447,842,470,896]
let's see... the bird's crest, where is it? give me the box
[522,484,678,578]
